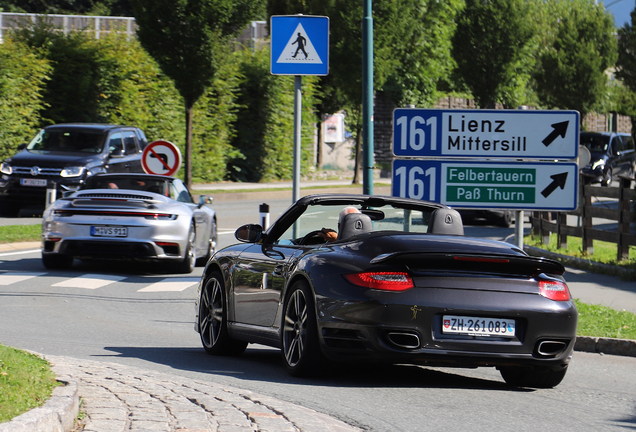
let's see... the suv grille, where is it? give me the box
[13,166,63,177]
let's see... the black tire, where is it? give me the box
[601,167,613,187]
[196,219,217,267]
[499,365,568,388]
[496,211,514,228]
[281,279,325,377]
[174,223,196,273]
[42,253,74,270]
[198,271,247,356]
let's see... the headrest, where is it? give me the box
[427,208,464,235]
[337,212,372,240]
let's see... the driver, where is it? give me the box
[318,207,360,242]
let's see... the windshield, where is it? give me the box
[580,134,609,152]
[276,203,433,244]
[83,176,169,195]
[27,129,105,154]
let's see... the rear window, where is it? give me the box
[27,129,104,154]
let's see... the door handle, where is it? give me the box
[273,265,284,277]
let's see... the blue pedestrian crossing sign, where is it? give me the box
[270,15,329,76]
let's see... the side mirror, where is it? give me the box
[17,143,27,151]
[235,224,263,243]
[198,195,213,208]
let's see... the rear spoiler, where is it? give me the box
[371,252,565,276]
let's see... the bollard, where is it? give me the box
[45,181,57,208]
[259,203,270,229]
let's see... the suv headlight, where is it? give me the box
[0,162,12,175]
[60,166,85,178]
[591,160,605,170]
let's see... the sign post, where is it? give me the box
[271,15,329,205]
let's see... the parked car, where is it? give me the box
[579,131,635,186]
[41,173,216,273]
[195,194,577,388]
[0,123,149,216]
[456,208,515,227]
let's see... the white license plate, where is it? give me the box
[20,178,48,187]
[90,226,128,237]
[442,315,515,337]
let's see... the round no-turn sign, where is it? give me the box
[141,140,182,176]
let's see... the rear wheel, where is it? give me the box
[42,254,74,270]
[499,365,568,388]
[198,271,247,356]
[174,223,196,273]
[282,280,325,377]
[196,219,217,267]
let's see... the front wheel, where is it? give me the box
[281,280,325,376]
[499,365,568,388]
[198,271,247,356]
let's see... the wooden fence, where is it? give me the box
[530,177,635,261]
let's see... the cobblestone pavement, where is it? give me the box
[49,356,360,432]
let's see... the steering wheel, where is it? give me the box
[299,230,328,245]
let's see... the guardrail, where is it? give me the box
[530,177,635,260]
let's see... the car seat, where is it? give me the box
[426,208,464,235]
[337,212,372,240]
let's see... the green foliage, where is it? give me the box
[575,300,636,340]
[0,224,41,244]
[617,9,636,95]
[534,0,617,117]
[451,0,534,108]
[229,46,319,182]
[0,38,50,160]
[0,344,59,423]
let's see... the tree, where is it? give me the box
[617,9,636,94]
[451,0,534,109]
[534,0,617,118]
[129,0,264,187]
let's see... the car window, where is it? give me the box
[610,136,623,153]
[621,136,635,151]
[123,131,138,154]
[170,179,193,203]
[580,134,608,152]
[109,133,124,155]
[84,176,167,193]
[275,204,432,245]
[136,129,149,149]
[26,130,104,153]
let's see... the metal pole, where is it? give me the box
[362,0,374,195]
[515,210,524,249]
[293,75,302,204]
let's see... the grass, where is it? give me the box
[0,344,60,423]
[194,182,392,195]
[575,299,636,340]
[0,224,40,245]
[524,233,636,278]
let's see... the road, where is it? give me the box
[1,197,636,431]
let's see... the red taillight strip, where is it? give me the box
[539,280,571,301]
[454,256,510,263]
[54,209,175,219]
[344,272,414,291]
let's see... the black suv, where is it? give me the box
[0,123,149,216]
[580,132,636,186]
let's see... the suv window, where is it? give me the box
[123,131,139,154]
[109,133,124,155]
[621,136,635,151]
[610,136,623,154]
[26,130,104,153]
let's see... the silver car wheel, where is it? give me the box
[200,276,223,349]
[283,288,308,368]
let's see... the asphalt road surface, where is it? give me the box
[1,197,635,431]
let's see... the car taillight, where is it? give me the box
[344,272,414,291]
[539,280,571,301]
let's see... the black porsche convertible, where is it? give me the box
[195,194,577,388]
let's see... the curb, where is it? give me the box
[0,376,79,432]
[575,336,636,357]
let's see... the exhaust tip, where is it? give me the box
[386,332,421,350]
[536,340,567,357]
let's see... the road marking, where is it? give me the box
[137,277,199,292]
[0,249,41,257]
[52,274,126,289]
[0,272,46,285]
